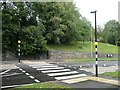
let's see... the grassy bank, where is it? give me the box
[48,41,119,54]
[64,58,119,62]
[102,71,120,78]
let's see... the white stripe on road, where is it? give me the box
[19,68,23,71]
[47,71,78,76]
[41,69,70,73]
[103,64,106,66]
[80,65,82,68]
[37,67,64,71]
[55,74,87,80]
[34,79,40,83]
[25,73,29,75]
[16,67,20,69]
[29,76,35,79]
[0,69,10,75]
[32,65,58,68]
[29,64,54,67]
[22,70,26,73]
[1,84,33,89]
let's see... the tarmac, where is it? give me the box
[0,60,120,89]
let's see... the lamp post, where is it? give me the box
[90,10,98,77]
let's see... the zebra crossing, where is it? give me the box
[28,63,87,81]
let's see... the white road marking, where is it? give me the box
[19,68,22,71]
[47,71,78,76]
[0,69,10,75]
[37,67,64,70]
[103,64,106,67]
[80,65,82,68]
[64,64,67,66]
[22,70,26,73]
[55,74,87,80]
[29,64,54,67]
[41,69,70,73]
[29,76,35,79]
[16,66,41,83]
[1,73,22,77]
[34,79,40,83]
[1,84,33,89]
[34,65,58,68]
[16,67,19,69]
[25,73,29,75]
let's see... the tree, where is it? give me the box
[2,2,47,56]
[2,1,93,56]
[101,20,120,46]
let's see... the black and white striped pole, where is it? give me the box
[94,42,98,77]
[18,40,21,63]
[18,18,21,63]
[90,10,98,77]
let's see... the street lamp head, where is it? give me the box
[90,10,97,13]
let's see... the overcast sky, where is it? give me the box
[74,0,119,27]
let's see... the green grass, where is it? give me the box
[102,71,120,78]
[65,58,119,62]
[48,41,119,54]
[7,82,71,90]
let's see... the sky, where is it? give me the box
[74,0,120,27]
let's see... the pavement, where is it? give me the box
[0,60,120,89]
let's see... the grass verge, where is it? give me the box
[7,82,71,90]
[65,58,119,62]
[102,71,120,78]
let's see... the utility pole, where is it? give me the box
[90,10,98,77]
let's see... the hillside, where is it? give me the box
[48,41,119,54]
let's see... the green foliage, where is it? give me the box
[7,82,71,90]
[101,20,120,46]
[2,2,47,55]
[102,71,120,78]
[48,41,119,54]
[32,2,91,44]
[65,58,119,62]
[21,24,47,55]
[2,2,92,56]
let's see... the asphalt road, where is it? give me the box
[1,61,119,89]
[1,62,90,89]
[50,61,119,68]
